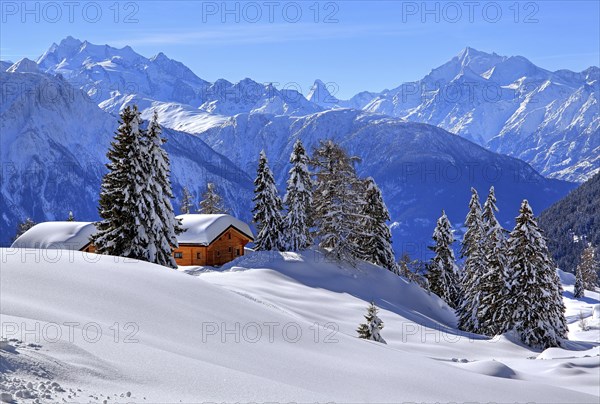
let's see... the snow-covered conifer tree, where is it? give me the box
[477,186,511,336]
[357,302,386,344]
[66,211,75,221]
[252,151,285,251]
[578,244,599,291]
[505,200,568,349]
[283,139,313,251]
[574,261,585,298]
[144,111,182,268]
[180,186,194,214]
[199,183,228,214]
[92,106,150,260]
[14,218,36,241]
[358,177,397,272]
[457,188,485,332]
[311,140,363,263]
[427,211,461,309]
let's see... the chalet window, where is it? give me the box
[174,252,183,259]
[228,247,232,252]
[196,252,202,259]
[228,233,231,239]
[216,251,221,257]
[236,249,240,256]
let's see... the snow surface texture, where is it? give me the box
[10,222,96,250]
[1,248,599,402]
[176,214,253,244]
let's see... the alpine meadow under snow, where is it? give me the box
[1,19,600,404]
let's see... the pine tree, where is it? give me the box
[91,106,150,261]
[311,140,363,264]
[199,183,228,214]
[478,186,511,336]
[578,244,599,291]
[283,139,313,251]
[180,186,194,214]
[144,111,182,268]
[427,211,461,309]
[66,211,75,221]
[574,260,585,298]
[252,151,285,251]
[505,200,568,349]
[14,218,36,241]
[357,302,386,344]
[358,177,397,272]
[398,253,428,287]
[457,188,485,333]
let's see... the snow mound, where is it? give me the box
[457,360,518,379]
[537,346,600,360]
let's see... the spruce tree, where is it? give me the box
[14,218,36,241]
[574,261,585,298]
[427,211,461,309]
[199,182,228,214]
[180,186,194,214]
[91,106,150,260]
[505,200,568,349]
[66,211,75,221]
[283,139,313,251]
[144,111,182,268]
[357,302,386,344]
[578,244,599,290]
[457,188,485,333]
[311,140,363,264]
[478,186,511,336]
[252,151,285,251]
[358,177,397,272]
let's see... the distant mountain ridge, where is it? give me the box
[34,36,321,117]
[313,47,599,182]
[14,38,597,182]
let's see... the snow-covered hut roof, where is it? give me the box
[176,214,253,245]
[11,222,97,250]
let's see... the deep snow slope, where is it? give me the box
[196,109,575,258]
[0,70,254,245]
[1,248,599,402]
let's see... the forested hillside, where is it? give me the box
[539,172,600,274]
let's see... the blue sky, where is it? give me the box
[1,0,598,97]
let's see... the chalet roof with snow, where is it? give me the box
[11,222,97,250]
[11,215,253,251]
[176,214,253,245]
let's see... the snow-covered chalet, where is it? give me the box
[11,214,254,267]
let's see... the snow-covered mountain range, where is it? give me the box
[1,37,592,250]
[35,36,321,117]
[10,37,597,183]
[316,47,599,182]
